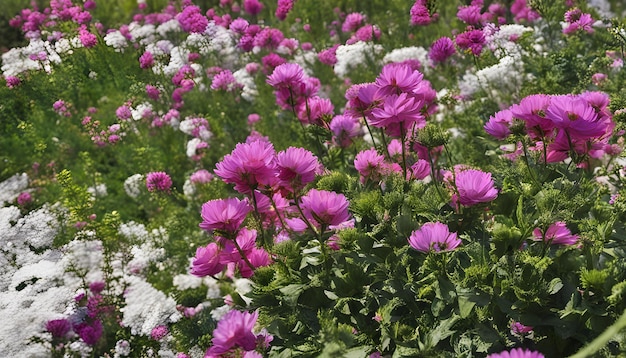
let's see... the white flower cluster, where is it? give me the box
[233,68,258,102]
[383,46,430,71]
[0,173,28,206]
[124,174,144,199]
[1,38,62,77]
[104,30,129,51]
[120,275,181,336]
[485,24,533,59]
[476,55,525,101]
[334,41,384,78]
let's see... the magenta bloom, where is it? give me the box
[45,318,72,338]
[151,325,169,340]
[190,169,214,184]
[211,70,239,92]
[457,5,483,26]
[330,115,362,148]
[510,321,534,336]
[456,28,485,56]
[276,147,321,191]
[199,197,251,233]
[275,0,294,21]
[139,51,154,69]
[17,192,32,206]
[410,1,436,26]
[191,242,225,277]
[177,5,208,33]
[214,141,276,194]
[533,221,579,246]
[369,93,425,137]
[563,8,594,35]
[375,63,424,97]
[5,76,21,88]
[545,95,606,140]
[79,27,97,48]
[408,222,461,253]
[429,37,456,64]
[243,0,263,15]
[146,172,173,192]
[410,159,431,180]
[75,320,103,346]
[300,189,352,229]
[342,13,365,32]
[509,94,553,140]
[206,310,259,355]
[318,45,339,66]
[484,109,513,140]
[266,63,304,89]
[454,169,498,207]
[354,148,386,183]
[487,348,544,358]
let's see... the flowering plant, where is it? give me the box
[3,0,626,357]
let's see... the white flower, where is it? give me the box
[124,174,144,199]
[0,173,28,206]
[121,275,181,336]
[87,183,107,199]
[334,41,383,78]
[383,46,430,71]
[104,30,129,51]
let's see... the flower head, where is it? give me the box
[533,221,579,246]
[206,310,259,355]
[45,318,72,338]
[300,189,352,229]
[453,168,498,207]
[215,141,276,194]
[191,242,225,277]
[146,172,173,192]
[429,37,456,64]
[276,147,321,192]
[408,222,461,253]
[487,348,544,358]
[199,197,251,233]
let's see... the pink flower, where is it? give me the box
[146,171,172,192]
[300,189,352,229]
[533,221,579,246]
[214,141,277,194]
[116,105,132,120]
[511,0,540,23]
[275,0,294,21]
[369,93,425,137]
[457,5,483,26]
[5,76,21,88]
[297,96,334,126]
[276,147,321,192]
[563,8,594,35]
[17,192,32,206]
[375,63,424,97]
[75,320,103,346]
[453,169,498,207]
[46,318,72,338]
[190,169,213,184]
[484,109,513,140]
[243,0,263,15]
[509,94,553,140]
[191,243,225,277]
[455,28,485,56]
[342,13,365,32]
[151,325,169,340]
[139,51,154,69]
[318,45,339,66]
[486,348,544,358]
[410,159,431,180]
[408,222,461,253]
[429,37,456,64]
[206,310,259,355]
[330,115,362,148]
[177,5,208,33]
[546,95,607,141]
[200,198,251,233]
[410,1,436,26]
[510,321,533,336]
[354,148,386,183]
[211,70,239,91]
[266,63,304,89]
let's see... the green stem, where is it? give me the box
[400,125,408,181]
[362,115,379,152]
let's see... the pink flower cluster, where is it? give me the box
[484,92,616,167]
[204,310,272,357]
[346,63,437,139]
[410,0,438,26]
[563,8,594,35]
[408,222,461,253]
[81,115,126,147]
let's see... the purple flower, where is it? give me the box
[375,63,424,97]
[200,197,251,233]
[330,115,362,148]
[45,318,72,338]
[342,13,365,33]
[509,94,553,140]
[429,37,456,64]
[206,310,259,355]
[75,320,103,346]
[510,321,533,336]
[300,189,352,229]
[146,171,173,192]
[79,27,97,48]
[453,168,498,207]
[266,63,305,89]
[487,348,544,358]
[455,28,485,56]
[177,5,208,33]
[214,141,276,194]
[211,70,239,92]
[563,8,594,35]
[89,281,105,294]
[243,0,263,16]
[275,0,294,21]
[191,243,225,277]
[408,222,461,253]
[484,109,513,140]
[533,221,579,246]
[276,147,321,192]
[369,93,425,137]
[457,5,483,26]
[139,51,154,69]
[17,192,32,206]
[545,95,607,140]
[354,148,386,183]
[151,325,169,340]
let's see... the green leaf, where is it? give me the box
[548,278,564,295]
[280,284,306,307]
[457,288,490,318]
